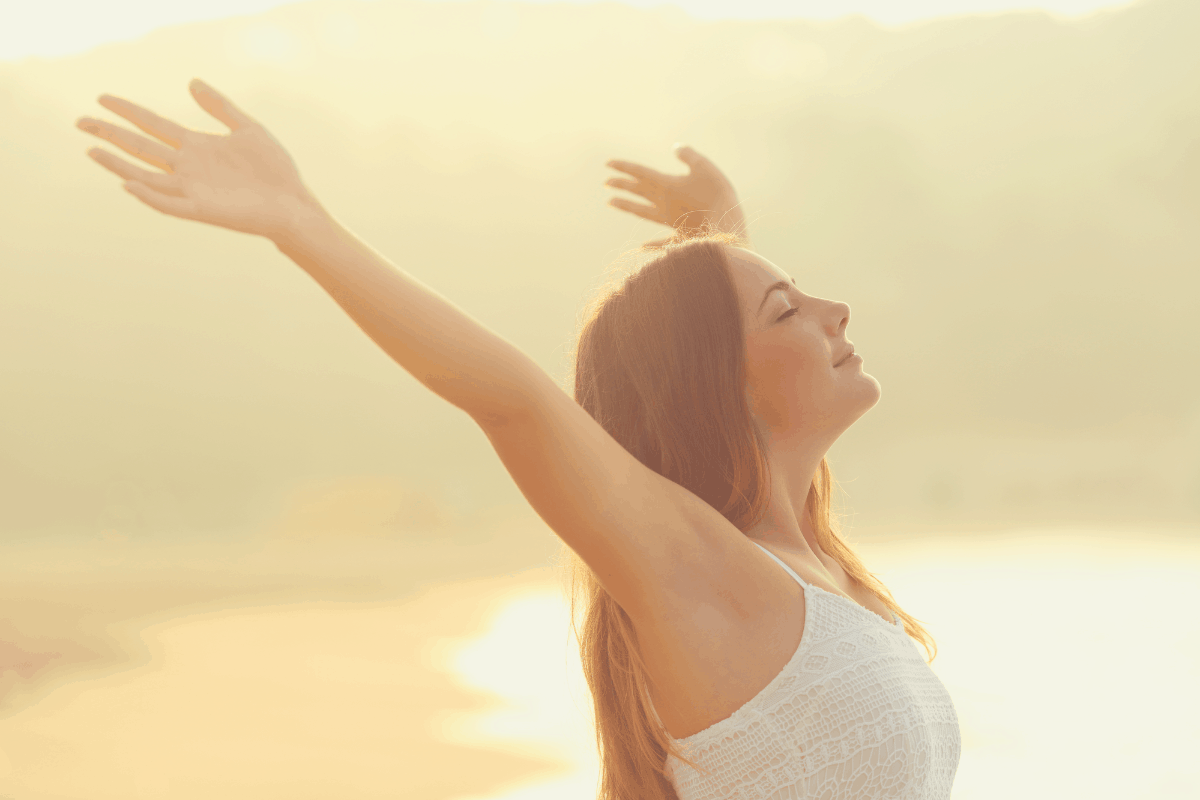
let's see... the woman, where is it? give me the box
[76,80,961,800]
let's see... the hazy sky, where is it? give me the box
[3,0,1138,61]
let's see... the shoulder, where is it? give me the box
[632,530,811,739]
[630,526,808,671]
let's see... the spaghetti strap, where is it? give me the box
[751,541,810,589]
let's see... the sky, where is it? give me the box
[2,0,1139,62]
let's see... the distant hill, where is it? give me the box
[1,0,1197,541]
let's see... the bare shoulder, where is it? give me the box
[628,522,810,740]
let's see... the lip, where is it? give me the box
[834,347,856,367]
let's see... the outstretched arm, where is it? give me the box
[75,81,754,629]
[276,207,551,426]
[605,144,750,248]
[76,80,553,427]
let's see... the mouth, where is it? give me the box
[833,347,856,367]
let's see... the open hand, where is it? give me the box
[76,79,318,243]
[605,144,748,248]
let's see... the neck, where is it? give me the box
[744,427,839,559]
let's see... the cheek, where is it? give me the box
[746,338,826,414]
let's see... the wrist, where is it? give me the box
[272,191,335,254]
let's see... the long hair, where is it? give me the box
[559,230,936,800]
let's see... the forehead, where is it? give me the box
[725,247,794,308]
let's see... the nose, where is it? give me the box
[827,300,850,337]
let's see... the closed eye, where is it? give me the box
[777,307,799,322]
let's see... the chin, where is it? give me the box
[864,372,882,405]
[853,369,882,403]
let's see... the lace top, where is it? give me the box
[659,542,961,800]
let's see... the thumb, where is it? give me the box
[189,78,253,131]
[673,143,711,173]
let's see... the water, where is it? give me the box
[0,528,1196,799]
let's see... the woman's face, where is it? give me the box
[726,247,881,439]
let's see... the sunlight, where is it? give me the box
[3,0,1196,797]
[438,590,601,800]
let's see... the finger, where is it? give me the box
[122,180,200,220]
[607,196,665,225]
[87,147,184,196]
[76,117,176,172]
[604,176,656,200]
[605,159,672,185]
[641,236,674,249]
[97,94,191,149]
[189,78,255,131]
[673,143,717,176]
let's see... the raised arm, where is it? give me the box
[75,81,753,624]
[76,79,546,426]
[273,206,554,426]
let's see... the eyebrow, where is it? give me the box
[757,278,797,316]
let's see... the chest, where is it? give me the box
[657,606,963,800]
[635,554,898,741]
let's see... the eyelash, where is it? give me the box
[778,307,799,321]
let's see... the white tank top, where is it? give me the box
[660,541,961,800]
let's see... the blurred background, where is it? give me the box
[1,0,1197,798]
